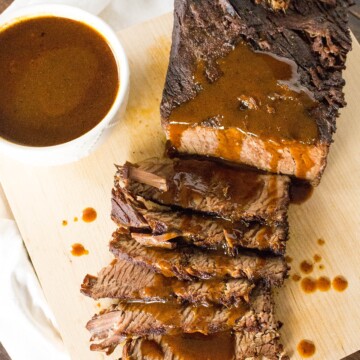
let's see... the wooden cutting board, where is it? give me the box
[0,13,359,360]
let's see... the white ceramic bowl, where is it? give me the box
[0,4,130,166]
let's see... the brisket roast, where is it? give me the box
[109,231,288,286]
[115,158,290,225]
[112,187,288,255]
[81,259,255,306]
[160,0,352,183]
[86,285,276,354]
[122,330,289,360]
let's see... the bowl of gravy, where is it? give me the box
[0,4,129,165]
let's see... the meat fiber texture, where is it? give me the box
[109,231,289,286]
[81,259,255,306]
[160,0,352,184]
[86,284,277,355]
[115,158,290,226]
[111,186,288,255]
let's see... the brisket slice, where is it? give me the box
[122,330,289,360]
[109,231,289,286]
[87,286,276,354]
[81,259,255,306]
[115,158,290,225]
[112,187,288,255]
[160,0,352,183]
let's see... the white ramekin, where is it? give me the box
[0,4,130,166]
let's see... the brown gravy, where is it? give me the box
[162,332,235,360]
[0,16,119,146]
[300,260,314,274]
[300,276,331,293]
[82,207,97,223]
[140,339,164,359]
[301,277,317,293]
[71,243,89,256]
[297,339,316,358]
[169,42,318,144]
[332,276,348,292]
[290,181,314,204]
[316,276,331,292]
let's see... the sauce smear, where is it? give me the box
[332,276,348,292]
[297,339,316,358]
[71,243,89,256]
[317,238,325,246]
[62,220,68,226]
[82,207,97,223]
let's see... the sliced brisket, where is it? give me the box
[122,330,289,360]
[160,0,352,183]
[115,158,290,225]
[81,259,255,306]
[87,285,276,354]
[109,231,288,286]
[112,187,288,255]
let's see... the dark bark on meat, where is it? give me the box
[161,0,352,142]
[160,0,352,182]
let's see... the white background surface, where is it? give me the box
[0,1,173,359]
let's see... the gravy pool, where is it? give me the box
[0,16,119,146]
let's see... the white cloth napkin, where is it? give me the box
[0,220,70,360]
[0,1,173,359]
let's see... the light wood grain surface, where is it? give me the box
[0,14,359,360]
